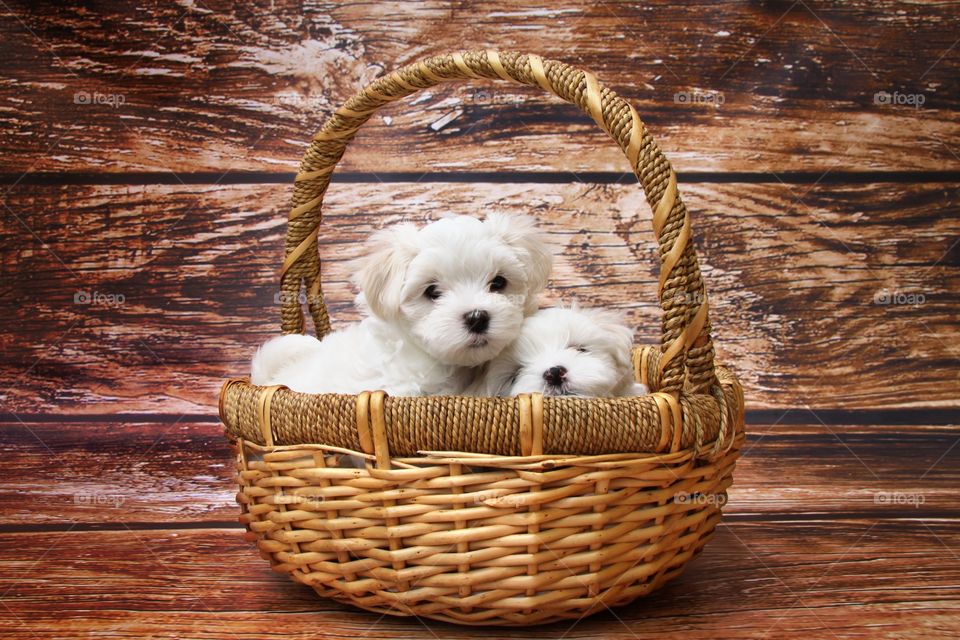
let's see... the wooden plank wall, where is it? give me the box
[0,1,958,638]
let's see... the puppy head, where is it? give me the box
[353,214,552,367]
[487,304,645,397]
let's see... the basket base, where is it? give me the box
[291,509,720,627]
[302,528,713,626]
[234,430,744,627]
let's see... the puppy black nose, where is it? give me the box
[543,366,567,386]
[464,309,490,334]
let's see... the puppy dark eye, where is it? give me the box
[424,284,441,300]
[574,345,589,353]
[489,275,507,292]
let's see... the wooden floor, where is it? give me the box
[1,1,958,638]
[1,421,958,638]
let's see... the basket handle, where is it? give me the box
[279,50,716,396]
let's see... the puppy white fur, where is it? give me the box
[250,213,552,396]
[472,305,648,397]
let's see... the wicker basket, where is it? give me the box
[219,50,745,626]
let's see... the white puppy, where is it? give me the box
[250,213,552,396]
[472,305,648,397]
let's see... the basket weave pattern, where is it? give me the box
[221,50,745,625]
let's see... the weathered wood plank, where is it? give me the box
[1,181,956,413]
[0,421,956,525]
[0,1,957,173]
[0,421,236,525]
[0,521,957,638]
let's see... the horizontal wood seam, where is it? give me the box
[2,171,959,186]
[4,408,960,426]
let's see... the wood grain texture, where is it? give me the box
[0,0,957,174]
[0,520,957,638]
[1,421,957,525]
[1,181,957,413]
[0,421,236,525]
[1,2,957,637]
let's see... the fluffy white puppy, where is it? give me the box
[250,213,552,396]
[472,305,649,397]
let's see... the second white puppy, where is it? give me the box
[251,213,552,396]
[473,305,648,397]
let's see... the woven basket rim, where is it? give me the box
[233,432,747,468]
[220,345,744,461]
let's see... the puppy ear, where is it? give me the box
[583,307,636,372]
[486,361,521,397]
[483,213,553,313]
[351,223,418,321]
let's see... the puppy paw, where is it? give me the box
[626,382,650,397]
[250,334,321,386]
